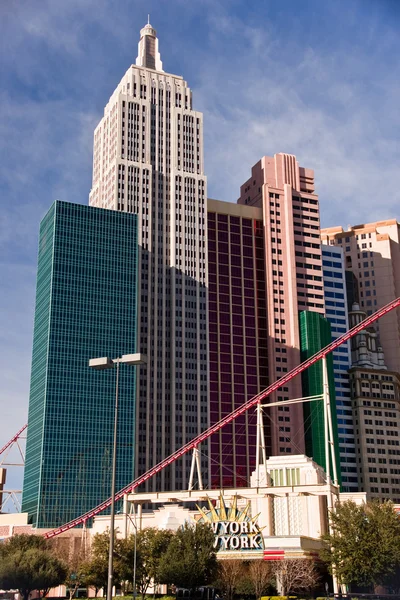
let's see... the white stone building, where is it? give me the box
[89,21,209,491]
[92,454,366,561]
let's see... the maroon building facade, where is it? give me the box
[208,200,269,487]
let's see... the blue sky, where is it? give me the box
[1,0,400,495]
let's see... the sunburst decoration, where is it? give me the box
[195,493,264,551]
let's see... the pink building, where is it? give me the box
[237,153,324,455]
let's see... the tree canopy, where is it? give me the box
[0,534,67,600]
[248,560,273,600]
[270,559,320,596]
[158,522,218,590]
[118,527,173,598]
[51,536,91,600]
[321,500,400,589]
[81,531,111,594]
[214,559,245,600]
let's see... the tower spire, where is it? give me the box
[136,19,163,71]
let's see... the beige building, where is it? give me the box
[348,304,400,502]
[321,220,400,373]
[0,511,35,539]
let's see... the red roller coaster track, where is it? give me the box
[8,297,398,538]
[0,424,27,457]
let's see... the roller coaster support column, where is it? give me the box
[188,446,203,490]
[255,402,267,487]
[323,356,340,595]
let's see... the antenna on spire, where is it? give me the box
[148,14,150,25]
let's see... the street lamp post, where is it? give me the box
[132,515,137,600]
[124,509,138,600]
[89,353,146,600]
[118,506,138,599]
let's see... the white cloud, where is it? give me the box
[192,11,400,227]
[0,95,97,458]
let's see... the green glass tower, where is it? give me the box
[299,311,341,485]
[22,201,139,527]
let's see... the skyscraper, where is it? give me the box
[237,153,324,456]
[299,310,341,484]
[89,22,208,490]
[22,201,139,527]
[348,304,400,502]
[207,199,268,488]
[321,220,400,373]
[322,245,357,492]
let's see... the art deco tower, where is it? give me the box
[89,22,208,490]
